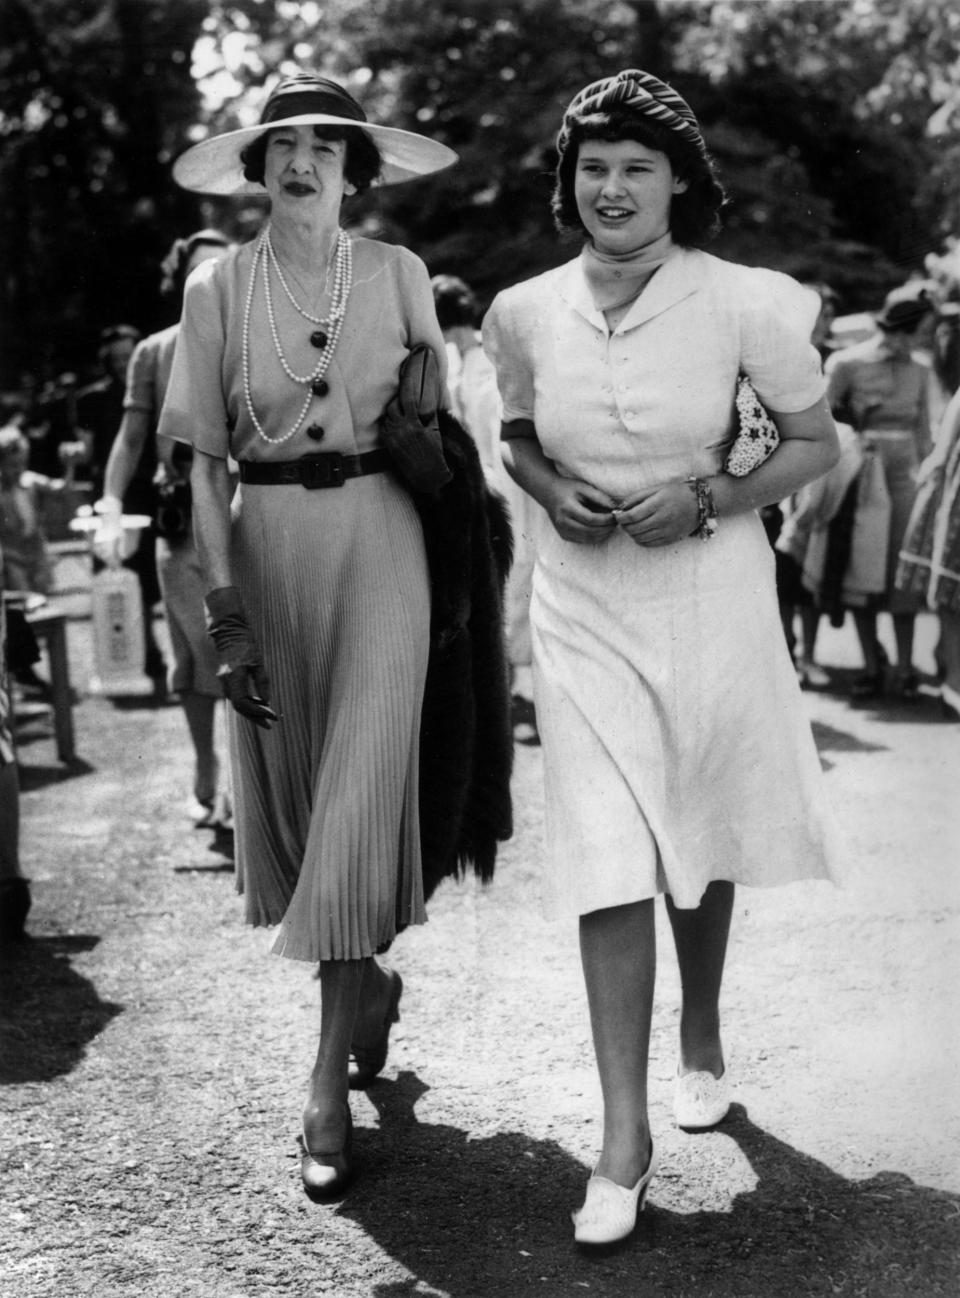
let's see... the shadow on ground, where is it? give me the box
[16,758,97,792]
[811,719,887,757]
[332,1077,959,1298]
[0,935,123,1084]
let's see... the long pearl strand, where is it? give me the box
[264,230,338,325]
[242,227,352,447]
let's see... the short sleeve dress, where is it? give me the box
[159,235,447,962]
[125,326,220,700]
[825,335,931,613]
[483,246,839,917]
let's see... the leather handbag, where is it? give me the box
[380,344,452,492]
[725,374,780,476]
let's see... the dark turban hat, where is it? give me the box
[557,68,706,158]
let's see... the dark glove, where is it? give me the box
[380,344,452,493]
[204,586,277,729]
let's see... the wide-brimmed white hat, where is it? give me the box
[173,73,458,195]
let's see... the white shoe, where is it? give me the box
[797,659,830,689]
[188,797,218,829]
[674,1068,731,1130]
[572,1143,659,1248]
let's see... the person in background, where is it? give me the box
[927,301,960,436]
[770,281,841,688]
[431,273,537,670]
[76,324,167,692]
[483,68,840,1250]
[0,549,31,944]
[0,424,82,596]
[825,284,933,699]
[897,382,960,717]
[96,230,234,828]
[0,425,85,697]
[800,280,840,361]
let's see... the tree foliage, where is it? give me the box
[0,0,210,383]
[2,0,960,389]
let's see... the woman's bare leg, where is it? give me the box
[350,956,398,1048]
[665,880,734,1077]
[180,690,218,805]
[579,899,656,1188]
[305,958,364,1148]
[853,609,882,674]
[892,612,916,673]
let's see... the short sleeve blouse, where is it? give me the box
[123,326,178,421]
[482,248,825,498]
[158,236,447,461]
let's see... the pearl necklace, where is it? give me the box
[242,228,353,446]
[264,230,344,326]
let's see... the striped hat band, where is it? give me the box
[558,69,704,154]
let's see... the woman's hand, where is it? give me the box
[614,480,699,547]
[205,586,278,730]
[545,477,619,545]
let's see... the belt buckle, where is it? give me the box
[300,454,344,489]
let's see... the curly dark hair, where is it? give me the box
[551,111,726,248]
[240,124,382,193]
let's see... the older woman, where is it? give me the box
[483,70,841,1248]
[158,73,457,1197]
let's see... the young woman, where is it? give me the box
[484,69,841,1248]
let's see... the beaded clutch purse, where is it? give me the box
[724,375,780,477]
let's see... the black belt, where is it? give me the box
[238,450,392,489]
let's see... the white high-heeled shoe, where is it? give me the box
[572,1142,659,1248]
[674,1067,731,1130]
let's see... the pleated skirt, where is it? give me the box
[228,472,430,962]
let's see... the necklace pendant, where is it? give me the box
[310,329,328,349]
[311,377,329,397]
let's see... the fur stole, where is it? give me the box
[411,410,514,901]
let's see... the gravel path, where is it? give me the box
[2,609,959,1298]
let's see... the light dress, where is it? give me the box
[483,246,839,918]
[446,337,542,666]
[159,236,447,961]
[124,325,220,699]
[824,334,931,613]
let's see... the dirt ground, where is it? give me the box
[2,598,959,1298]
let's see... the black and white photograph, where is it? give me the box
[1,2,958,1295]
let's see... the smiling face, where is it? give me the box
[574,137,688,256]
[262,125,356,219]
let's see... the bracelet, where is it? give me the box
[686,476,718,540]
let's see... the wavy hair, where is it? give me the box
[552,110,726,248]
[240,125,382,194]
